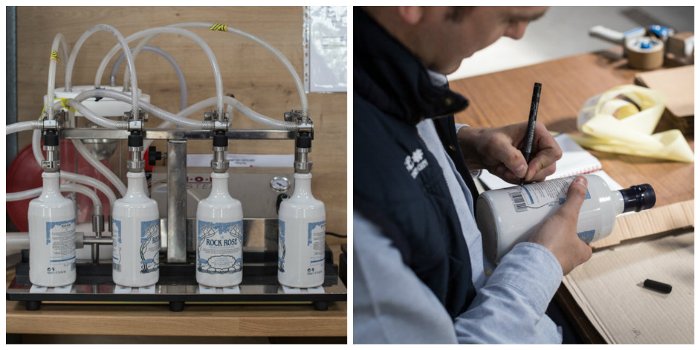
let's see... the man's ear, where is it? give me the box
[397,7,424,25]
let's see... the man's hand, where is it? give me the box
[528,176,592,274]
[457,121,562,184]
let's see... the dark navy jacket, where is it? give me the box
[354,8,480,318]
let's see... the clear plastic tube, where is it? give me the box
[7,232,30,255]
[226,96,298,130]
[72,139,127,196]
[6,120,41,135]
[67,99,128,129]
[166,22,307,114]
[31,129,117,207]
[93,27,223,115]
[7,183,102,217]
[64,24,139,117]
[70,89,202,128]
[46,33,70,118]
[70,89,298,131]
[110,45,188,111]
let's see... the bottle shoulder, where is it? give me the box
[113,194,159,209]
[29,193,73,208]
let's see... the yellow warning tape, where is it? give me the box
[209,23,228,32]
[59,98,76,113]
[50,50,60,62]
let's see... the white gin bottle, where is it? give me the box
[477,174,655,264]
[278,173,326,288]
[196,172,244,287]
[28,172,76,287]
[112,171,160,287]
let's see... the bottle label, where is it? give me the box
[197,220,243,274]
[140,219,160,274]
[278,220,286,273]
[307,221,325,277]
[45,219,76,275]
[578,229,596,243]
[112,219,122,272]
[509,177,590,212]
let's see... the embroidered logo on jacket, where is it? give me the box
[405,149,428,179]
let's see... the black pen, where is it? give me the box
[520,82,542,186]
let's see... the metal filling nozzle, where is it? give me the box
[211,131,229,173]
[127,130,145,172]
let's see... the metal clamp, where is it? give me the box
[204,111,230,131]
[124,109,146,131]
[41,118,59,131]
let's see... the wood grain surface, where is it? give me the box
[15,7,347,235]
[6,240,347,337]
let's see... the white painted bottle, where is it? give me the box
[28,172,76,287]
[112,171,160,287]
[278,173,326,288]
[476,174,655,264]
[196,172,244,287]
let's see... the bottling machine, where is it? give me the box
[6,22,346,312]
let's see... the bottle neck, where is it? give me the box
[618,184,656,213]
[209,173,231,197]
[126,172,147,197]
[291,173,313,199]
[41,172,61,197]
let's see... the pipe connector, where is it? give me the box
[211,131,229,173]
[285,109,314,129]
[124,109,146,131]
[41,130,61,172]
[294,130,313,174]
[127,130,144,172]
[92,214,105,237]
[203,111,230,131]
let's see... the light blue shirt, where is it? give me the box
[354,117,564,344]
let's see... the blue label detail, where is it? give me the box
[112,219,122,271]
[278,220,286,273]
[113,219,122,243]
[577,229,596,243]
[522,187,534,204]
[196,220,243,274]
[308,221,325,246]
[140,219,160,273]
[45,219,74,245]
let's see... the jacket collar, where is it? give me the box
[354,8,468,125]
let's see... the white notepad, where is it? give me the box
[479,133,621,190]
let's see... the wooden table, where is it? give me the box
[451,50,693,207]
[6,240,347,342]
[451,50,694,343]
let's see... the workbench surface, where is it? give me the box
[451,49,694,343]
[6,241,347,339]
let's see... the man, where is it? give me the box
[354,7,593,343]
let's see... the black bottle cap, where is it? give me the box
[213,131,228,147]
[128,130,143,147]
[43,130,59,146]
[620,183,656,213]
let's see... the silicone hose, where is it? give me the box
[64,24,140,117]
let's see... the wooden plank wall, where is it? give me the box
[15,6,347,234]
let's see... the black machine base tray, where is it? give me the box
[7,249,346,312]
